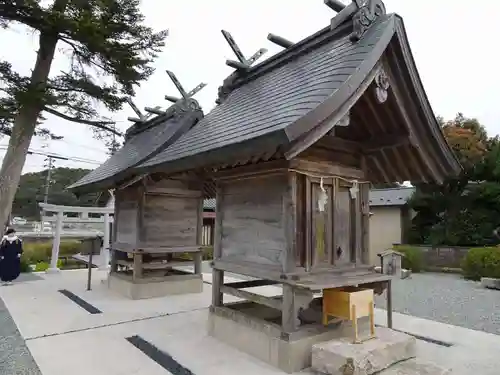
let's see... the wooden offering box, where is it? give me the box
[323,286,375,343]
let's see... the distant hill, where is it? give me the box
[12,167,106,219]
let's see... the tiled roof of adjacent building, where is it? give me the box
[369,187,415,207]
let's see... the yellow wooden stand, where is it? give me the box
[322,286,376,343]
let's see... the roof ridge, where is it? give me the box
[124,99,203,141]
[216,0,392,105]
[216,21,353,105]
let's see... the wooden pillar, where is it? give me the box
[354,184,362,265]
[305,176,312,272]
[282,285,314,333]
[212,185,224,307]
[386,279,393,328]
[282,284,296,333]
[195,197,203,275]
[47,211,63,273]
[132,253,143,282]
[194,252,202,275]
[360,182,370,265]
[110,249,118,273]
[283,172,297,273]
[100,213,110,270]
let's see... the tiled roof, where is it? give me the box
[137,15,396,173]
[369,187,415,207]
[69,109,203,193]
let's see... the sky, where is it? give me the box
[1,0,499,174]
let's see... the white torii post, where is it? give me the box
[47,211,63,273]
[100,213,111,270]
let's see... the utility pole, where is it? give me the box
[43,156,54,204]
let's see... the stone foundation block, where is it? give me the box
[312,327,416,375]
[401,269,412,279]
[381,359,451,375]
[107,273,203,300]
[481,277,500,290]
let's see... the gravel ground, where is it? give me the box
[0,276,42,374]
[375,272,500,335]
[199,262,500,335]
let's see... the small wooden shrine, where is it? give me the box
[106,0,461,371]
[69,72,208,299]
[378,249,404,278]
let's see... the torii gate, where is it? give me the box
[39,200,114,272]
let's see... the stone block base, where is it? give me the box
[382,359,451,375]
[481,277,500,290]
[208,302,370,374]
[401,269,412,279]
[107,273,203,300]
[312,327,416,375]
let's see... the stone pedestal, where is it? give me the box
[208,302,370,374]
[481,277,500,290]
[107,273,203,300]
[312,327,416,375]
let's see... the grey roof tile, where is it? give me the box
[138,15,395,171]
[69,110,203,192]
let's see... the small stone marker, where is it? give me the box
[312,327,416,375]
[481,277,500,290]
[401,269,412,279]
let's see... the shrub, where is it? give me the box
[23,242,52,263]
[178,246,213,261]
[461,247,500,281]
[393,245,424,273]
[34,262,50,272]
[34,260,63,272]
[20,256,32,273]
[22,240,83,264]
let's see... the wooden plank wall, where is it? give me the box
[142,177,201,247]
[219,174,287,269]
[115,187,139,244]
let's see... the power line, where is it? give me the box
[0,146,104,165]
[53,138,109,154]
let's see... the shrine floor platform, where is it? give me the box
[1,269,499,375]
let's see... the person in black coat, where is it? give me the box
[0,228,23,285]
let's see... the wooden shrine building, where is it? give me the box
[72,0,461,371]
[69,72,209,299]
[130,0,460,371]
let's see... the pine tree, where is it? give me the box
[0,0,167,228]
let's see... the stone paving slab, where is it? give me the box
[0,296,41,375]
[2,269,500,375]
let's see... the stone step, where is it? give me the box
[481,277,500,290]
[312,327,416,375]
[380,359,451,375]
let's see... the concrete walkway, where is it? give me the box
[1,269,499,375]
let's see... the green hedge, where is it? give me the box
[177,247,213,261]
[461,246,500,281]
[22,240,83,264]
[392,245,424,273]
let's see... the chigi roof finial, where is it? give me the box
[126,98,159,123]
[221,30,268,71]
[325,0,387,42]
[143,70,207,116]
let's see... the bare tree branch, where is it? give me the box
[44,106,122,136]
